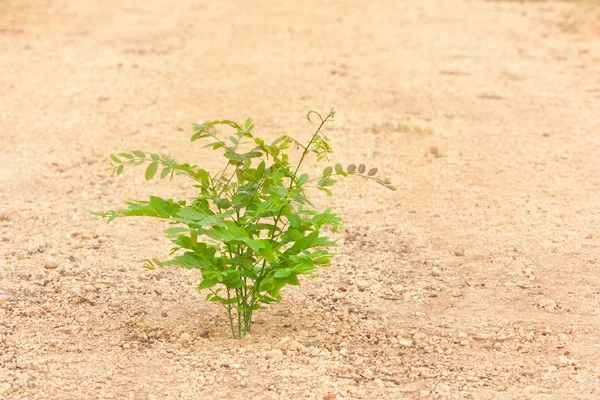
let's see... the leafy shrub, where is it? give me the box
[93,109,395,338]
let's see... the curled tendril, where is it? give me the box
[307,108,335,124]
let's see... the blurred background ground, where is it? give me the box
[0,0,599,399]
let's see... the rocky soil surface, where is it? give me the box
[1,0,599,399]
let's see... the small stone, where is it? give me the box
[323,394,337,400]
[302,340,321,348]
[537,298,557,311]
[199,329,212,338]
[494,342,502,349]
[332,292,346,301]
[396,329,411,338]
[459,340,469,346]
[159,148,170,158]
[523,268,534,277]
[44,260,59,270]
[458,331,469,339]
[356,280,370,291]
[86,157,97,165]
[431,267,441,277]
[0,211,8,221]
[474,333,495,341]
[392,284,405,294]
[454,248,465,257]
[266,349,283,360]
[281,340,305,352]
[58,325,80,335]
[558,356,575,366]
[398,338,413,348]
[354,357,364,365]
[429,146,439,156]
[179,332,191,342]
[161,311,168,317]
[497,277,506,284]
[122,343,131,349]
[548,365,557,373]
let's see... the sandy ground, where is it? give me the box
[1,0,600,399]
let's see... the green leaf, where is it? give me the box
[347,164,357,172]
[150,153,160,161]
[116,164,124,176]
[119,152,134,159]
[335,163,343,174]
[358,164,366,174]
[160,167,171,179]
[199,278,218,290]
[256,160,265,180]
[318,176,337,187]
[110,154,121,163]
[245,151,263,159]
[164,227,188,235]
[149,196,170,216]
[273,268,292,278]
[323,166,333,175]
[367,168,378,176]
[145,162,159,180]
[132,150,146,158]
[298,173,309,186]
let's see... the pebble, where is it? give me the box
[44,260,59,270]
[459,340,469,346]
[302,340,321,348]
[179,332,191,342]
[474,333,495,341]
[431,267,441,277]
[332,292,346,300]
[458,331,469,339]
[392,284,405,293]
[265,349,283,360]
[159,148,170,158]
[454,248,465,256]
[356,280,370,291]
[398,338,413,348]
[558,356,576,366]
[58,325,80,335]
[280,340,305,352]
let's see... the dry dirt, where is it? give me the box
[1,0,600,399]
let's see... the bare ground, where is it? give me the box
[1,0,599,399]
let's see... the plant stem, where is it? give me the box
[226,289,235,338]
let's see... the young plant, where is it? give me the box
[92,109,395,338]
